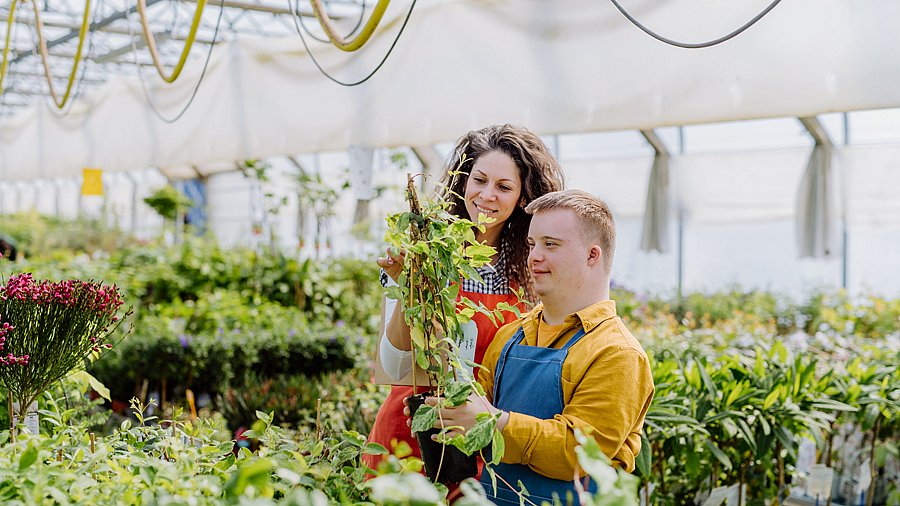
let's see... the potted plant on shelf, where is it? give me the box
[0,270,129,438]
[383,171,519,484]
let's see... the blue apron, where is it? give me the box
[480,326,598,504]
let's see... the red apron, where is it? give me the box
[362,289,522,475]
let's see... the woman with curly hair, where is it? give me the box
[364,124,564,479]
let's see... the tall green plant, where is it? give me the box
[385,173,516,470]
[0,273,129,434]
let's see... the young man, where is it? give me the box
[416,189,654,504]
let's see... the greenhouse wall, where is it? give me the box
[1,142,898,298]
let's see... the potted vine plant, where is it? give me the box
[383,172,514,483]
[0,271,129,438]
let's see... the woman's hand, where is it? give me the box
[376,248,405,283]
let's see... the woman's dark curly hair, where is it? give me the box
[438,124,564,302]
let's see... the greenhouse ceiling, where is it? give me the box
[0,0,363,114]
[1,0,900,180]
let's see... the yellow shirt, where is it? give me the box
[478,299,654,479]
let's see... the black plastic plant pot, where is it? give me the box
[407,392,477,484]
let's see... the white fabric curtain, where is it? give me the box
[796,144,834,258]
[349,145,375,227]
[640,154,670,253]
[3,0,900,181]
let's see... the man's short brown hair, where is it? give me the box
[524,189,616,271]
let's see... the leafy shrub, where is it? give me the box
[88,310,365,410]
[0,398,638,505]
[0,212,137,259]
[216,369,388,433]
[100,238,382,333]
[803,291,900,339]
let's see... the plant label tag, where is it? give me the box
[807,464,833,498]
[701,486,728,506]
[724,484,745,506]
[454,321,478,380]
[639,482,656,506]
[857,459,871,496]
[796,437,816,474]
[12,401,39,435]
[24,412,39,436]
[701,484,743,506]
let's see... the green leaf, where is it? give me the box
[490,429,505,466]
[19,445,38,471]
[398,212,411,233]
[811,399,858,412]
[415,349,430,370]
[310,440,325,459]
[216,453,236,472]
[635,434,652,478]
[735,418,757,454]
[341,430,367,448]
[646,412,701,425]
[875,444,888,467]
[494,301,522,318]
[45,486,70,506]
[463,413,496,455]
[763,388,780,410]
[488,467,498,497]
[697,359,718,400]
[225,458,275,497]
[69,370,111,402]
[517,480,530,496]
[725,384,743,407]
[460,264,485,285]
[255,410,273,426]
[363,442,388,455]
[704,440,732,470]
[410,327,426,349]
[443,382,473,407]
[411,404,438,433]
[465,243,497,261]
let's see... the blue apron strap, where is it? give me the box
[559,327,587,351]
[493,327,525,403]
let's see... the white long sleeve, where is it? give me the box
[378,278,413,381]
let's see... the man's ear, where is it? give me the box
[587,245,603,266]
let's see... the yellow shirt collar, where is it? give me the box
[521,299,618,342]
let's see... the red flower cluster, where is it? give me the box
[0,320,25,366]
[0,270,128,420]
[0,353,27,366]
[1,274,124,315]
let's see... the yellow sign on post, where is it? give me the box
[81,168,103,196]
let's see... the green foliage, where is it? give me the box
[803,290,900,339]
[14,236,382,334]
[0,400,373,504]
[9,236,382,434]
[0,399,636,505]
[384,175,512,468]
[632,310,898,506]
[0,273,129,424]
[575,430,640,506]
[143,185,194,222]
[88,310,363,419]
[0,212,136,259]
[217,369,387,434]
[5,213,898,504]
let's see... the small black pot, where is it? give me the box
[407,392,477,484]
